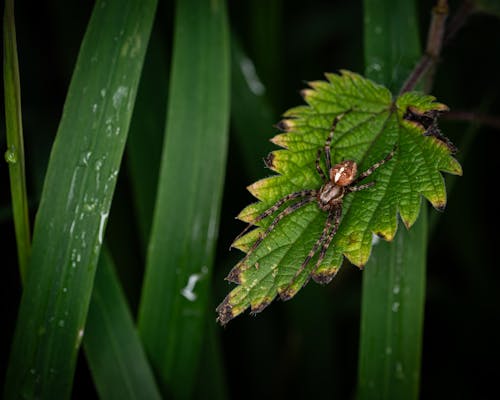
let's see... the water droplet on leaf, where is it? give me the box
[5,145,17,164]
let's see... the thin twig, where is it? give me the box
[399,0,449,94]
[399,0,476,95]
[442,111,500,130]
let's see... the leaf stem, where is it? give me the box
[3,0,31,283]
[399,0,476,95]
[442,110,500,130]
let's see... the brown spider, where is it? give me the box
[232,113,396,290]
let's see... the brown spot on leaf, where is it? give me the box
[263,152,275,169]
[278,288,296,302]
[432,201,446,212]
[225,267,242,284]
[279,274,312,301]
[403,106,457,154]
[404,106,439,129]
[249,300,271,316]
[275,119,292,132]
[374,231,388,241]
[312,269,338,285]
[215,297,234,326]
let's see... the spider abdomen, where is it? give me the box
[318,182,344,211]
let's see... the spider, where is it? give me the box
[232,113,396,290]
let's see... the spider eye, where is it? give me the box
[330,160,357,186]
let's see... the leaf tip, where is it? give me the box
[300,88,315,100]
[274,119,294,132]
[247,179,269,200]
[431,200,447,212]
[263,152,276,170]
[249,299,271,316]
[216,297,235,326]
[311,268,339,285]
[225,267,242,284]
[374,230,393,242]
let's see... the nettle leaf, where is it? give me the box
[217,70,461,325]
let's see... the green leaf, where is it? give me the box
[217,70,461,324]
[4,0,157,398]
[84,249,161,400]
[358,210,427,399]
[358,1,428,398]
[3,0,31,282]
[137,0,230,398]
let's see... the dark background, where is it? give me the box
[1,0,499,398]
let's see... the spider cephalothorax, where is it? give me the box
[317,160,357,211]
[231,113,396,290]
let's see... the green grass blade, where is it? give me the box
[3,0,31,282]
[358,1,424,399]
[363,1,420,93]
[84,249,161,400]
[358,214,427,398]
[137,0,230,398]
[4,0,157,398]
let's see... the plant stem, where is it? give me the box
[399,0,476,94]
[442,110,500,130]
[3,0,31,283]
[399,0,448,94]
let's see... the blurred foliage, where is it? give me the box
[2,0,499,398]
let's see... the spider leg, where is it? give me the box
[315,149,327,182]
[325,114,344,171]
[231,189,316,248]
[350,145,396,186]
[312,207,341,274]
[348,181,375,193]
[286,209,336,288]
[237,196,316,266]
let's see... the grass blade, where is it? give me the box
[137,0,230,397]
[84,249,161,400]
[4,0,157,398]
[358,215,427,398]
[3,0,31,282]
[358,1,425,399]
[363,1,420,93]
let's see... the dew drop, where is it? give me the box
[112,86,129,109]
[82,151,92,166]
[4,145,17,164]
[98,211,109,244]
